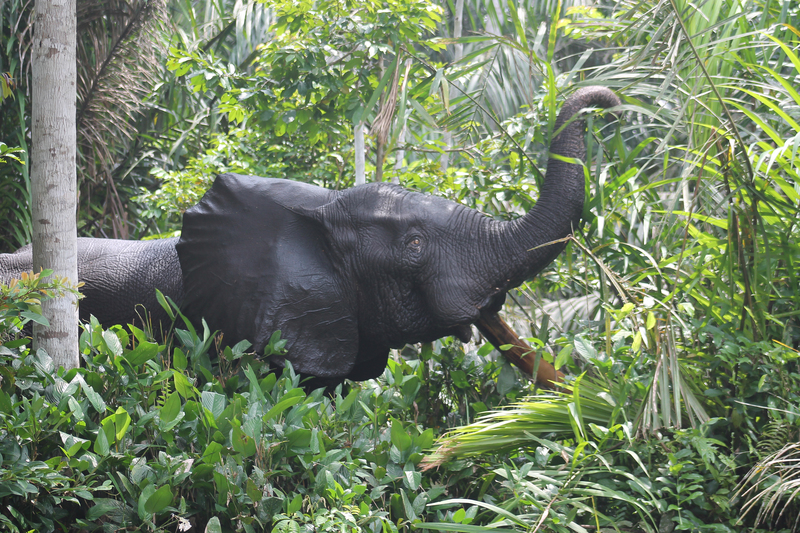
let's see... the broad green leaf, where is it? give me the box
[82,382,106,414]
[114,407,132,440]
[173,371,196,399]
[160,392,181,424]
[202,442,224,464]
[102,330,123,358]
[20,310,49,326]
[205,517,222,533]
[337,388,358,411]
[173,347,187,371]
[201,391,227,421]
[94,426,110,456]
[391,418,412,452]
[404,470,421,491]
[263,389,305,421]
[288,494,302,514]
[232,423,257,457]
[246,479,262,503]
[144,485,173,514]
[124,341,160,366]
[138,484,156,520]
[555,345,573,370]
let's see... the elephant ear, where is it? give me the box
[176,173,360,379]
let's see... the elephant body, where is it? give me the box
[0,87,621,384]
[0,238,182,333]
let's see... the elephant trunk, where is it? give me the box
[493,86,621,289]
[470,87,619,386]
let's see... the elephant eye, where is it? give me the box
[407,236,423,253]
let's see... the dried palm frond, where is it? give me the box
[737,443,800,532]
[75,0,165,237]
[372,57,402,147]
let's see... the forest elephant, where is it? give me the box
[0,86,621,386]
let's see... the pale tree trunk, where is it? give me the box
[440,0,464,172]
[393,58,413,185]
[354,121,365,186]
[31,0,79,369]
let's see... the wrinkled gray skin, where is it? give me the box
[0,87,620,383]
[0,238,182,334]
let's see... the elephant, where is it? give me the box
[1,238,182,335]
[0,86,620,386]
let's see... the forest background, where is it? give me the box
[1,0,800,531]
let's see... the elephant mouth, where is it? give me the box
[475,310,563,389]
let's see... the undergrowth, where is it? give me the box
[2,278,799,532]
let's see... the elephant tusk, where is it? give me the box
[476,311,564,389]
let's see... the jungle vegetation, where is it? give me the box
[1,0,800,531]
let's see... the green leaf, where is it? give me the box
[507,0,528,49]
[138,484,156,520]
[102,330,123,358]
[573,336,597,360]
[20,310,49,326]
[246,479,262,503]
[404,470,421,490]
[124,341,160,366]
[288,494,302,514]
[173,347,187,371]
[112,407,132,441]
[496,362,516,396]
[144,485,173,514]
[401,489,417,520]
[155,289,175,320]
[173,371,196,399]
[263,389,305,421]
[94,426,110,456]
[244,364,266,403]
[0,390,16,413]
[430,67,443,97]
[201,391,227,421]
[555,345,573,370]
[82,382,106,414]
[205,516,222,533]
[160,392,181,424]
[391,418,412,452]
[409,99,438,129]
[337,388,358,411]
[87,499,132,522]
[232,423,257,457]
[202,442,224,464]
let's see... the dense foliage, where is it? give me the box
[2,0,800,531]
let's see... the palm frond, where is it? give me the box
[737,443,800,532]
[75,0,166,237]
[421,375,621,468]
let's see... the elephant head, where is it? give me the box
[176,86,621,384]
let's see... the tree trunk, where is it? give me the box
[31,0,79,369]
[354,121,365,186]
[440,0,463,172]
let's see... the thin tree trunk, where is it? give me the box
[354,121,365,185]
[31,0,79,369]
[440,0,463,172]
[393,123,406,185]
[454,0,464,60]
[393,58,413,185]
[375,57,386,183]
